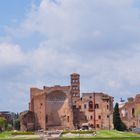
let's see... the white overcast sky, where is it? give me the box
[1,0,140,112]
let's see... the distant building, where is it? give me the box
[77,93,114,129]
[119,98,125,108]
[120,94,140,129]
[0,111,15,123]
[20,73,114,131]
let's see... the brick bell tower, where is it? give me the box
[70,73,80,105]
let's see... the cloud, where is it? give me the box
[0,43,25,67]
[7,0,140,42]
[1,0,140,111]
[8,0,140,90]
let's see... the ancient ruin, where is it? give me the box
[20,73,114,131]
[120,94,140,129]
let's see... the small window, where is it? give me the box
[79,105,81,109]
[97,124,100,128]
[89,101,93,111]
[90,116,93,120]
[67,116,69,122]
[98,115,101,119]
[107,115,109,118]
[132,108,135,117]
[95,104,99,109]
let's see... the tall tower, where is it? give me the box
[70,73,80,105]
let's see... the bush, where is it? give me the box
[13,119,20,130]
[0,117,7,131]
[11,131,34,135]
[6,124,13,131]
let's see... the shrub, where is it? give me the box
[6,124,13,131]
[0,117,7,131]
[11,131,34,135]
[13,119,20,130]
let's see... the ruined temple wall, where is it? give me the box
[29,88,43,112]
[45,86,74,129]
[33,94,46,130]
[45,99,73,128]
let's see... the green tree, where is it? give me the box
[0,117,7,131]
[113,103,127,131]
[14,119,20,130]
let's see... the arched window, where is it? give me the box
[132,108,135,117]
[89,101,93,111]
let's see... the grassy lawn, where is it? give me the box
[96,130,140,137]
[0,138,38,140]
[0,131,39,140]
[61,138,140,140]
[0,131,12,139]
[1,130,140,140]
[60,130,140,140]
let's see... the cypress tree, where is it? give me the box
[113,103,127,131]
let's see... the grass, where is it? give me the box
[61,138,140,140]
[0,131,12,138]
[1,130,140,140]
[95,130,140,137]
[0,138,39,140]
[0,131,39,140]
[60,130,140,139]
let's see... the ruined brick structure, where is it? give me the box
[20,73,114,131]
[120,94,140,129]
[29,85,74,130]
[20,111,35,131]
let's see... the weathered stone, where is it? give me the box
[20,110,35,131]
[120,94,140,129]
